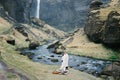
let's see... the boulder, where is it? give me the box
[29,42,40,50]
[30,17,45,27]
[101,62,120,80]
[14,25,28,37]
[6,39,15,45]
[47,40,60,49]
[90,0,103,9]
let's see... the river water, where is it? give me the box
[23,43,111,76]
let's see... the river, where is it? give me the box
[23,43,111,77]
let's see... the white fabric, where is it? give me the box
[60,53,69,71]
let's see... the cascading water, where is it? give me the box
[36,0,40,18]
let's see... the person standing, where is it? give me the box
[59,50,69,74]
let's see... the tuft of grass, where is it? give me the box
[6,73,18,79]
[109,53,119,60]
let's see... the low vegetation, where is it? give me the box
[0,17,102,80]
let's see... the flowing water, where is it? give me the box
[36,0,40,18]
[23,43,111,76]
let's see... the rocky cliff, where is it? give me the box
[40,0,91,31]
[0,0,34,23]
[0,0,110,32]
[0,0,90,31]
[84,0,120,45]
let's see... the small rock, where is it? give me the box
[51,58,59,62]
[81,61,87,64]
[77,64,80,66]
[50,55,54,57]
[29,42,40,49]
[37,57,42,59]
[27,52,34,59]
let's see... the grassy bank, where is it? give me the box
[64,29,120,60]
[0,41,103,80]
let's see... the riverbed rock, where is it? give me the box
[37,56,42,59]
[50,58,59,63]
[27,52,34,59]
[50,55,54,57]
[90,0,103,9]
[101,62,120,80]
[29,42,40,50]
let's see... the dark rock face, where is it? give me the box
[84,10,103,43]
[0,0,33,23]
[0,0,110,32]
[84,10,120,45]
[102,11,120,44]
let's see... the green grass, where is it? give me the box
[109,52,119,60]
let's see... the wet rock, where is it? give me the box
[47,40,66,54]
[50,55,54,57]
[54,48,63,54]
[6,39,15,45]
[77,64,80,67]
[26,52,34,59]
[81,61,87,64]
[29,42,40,50]
[90,0,103,9]
[37,56,42,59]
[50,58,59,62]
[101,62,120,80]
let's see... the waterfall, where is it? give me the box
[36,0,40,18]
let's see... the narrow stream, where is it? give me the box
[23,43,111,76]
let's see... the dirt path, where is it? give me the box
[0,61,30,80]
